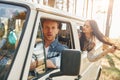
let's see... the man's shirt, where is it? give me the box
[47,39,68,68]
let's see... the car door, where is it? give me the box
[0,1,37,80]
[75,24,102,80]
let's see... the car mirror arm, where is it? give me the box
[46,72,81,80]
[45,71,62,80]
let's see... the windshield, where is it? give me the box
[0,3,27,79]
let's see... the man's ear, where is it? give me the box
[58,29,59,32]
[55,29,59,38]
[56,29,59,34]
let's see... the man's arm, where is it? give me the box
[46,59,57,68]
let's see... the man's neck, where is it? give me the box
[45,39,55,48]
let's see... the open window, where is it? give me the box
[28,24,46,80]
[28,18,74,79]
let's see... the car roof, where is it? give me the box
[0,0,85,23]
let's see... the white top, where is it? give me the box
[45,46,49,56]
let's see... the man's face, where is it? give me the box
[43,20,59,42]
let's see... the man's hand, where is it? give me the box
[46,59,57,68]
[30,61,37,71]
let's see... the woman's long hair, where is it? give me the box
[80,20,113,51]
[88,20,113,45]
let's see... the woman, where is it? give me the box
[80,20,119,62]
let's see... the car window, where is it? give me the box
[58,22,73,49]
[28,19,74,79]
[0,3,27,79]
[28,23,46,80]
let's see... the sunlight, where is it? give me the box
[110,0,120,38]
[93,0,120,38]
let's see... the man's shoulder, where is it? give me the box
[56,42,68,50]
[57,42,68,48]
[51,39,68,50]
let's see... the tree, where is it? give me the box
[105,0,114,37]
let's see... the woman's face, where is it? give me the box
[82,21,93,34]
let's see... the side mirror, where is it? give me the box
[61,49,81,75]
[47,49,81,79]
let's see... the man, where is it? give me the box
[30,19,67,70]
[42,19,67,68]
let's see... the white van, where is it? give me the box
[0,0,102,80]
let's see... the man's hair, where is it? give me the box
[41,19,61,29]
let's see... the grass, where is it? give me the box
[99,50,120,80]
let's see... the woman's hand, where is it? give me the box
[114,42,120,50]
[108,46,116,53]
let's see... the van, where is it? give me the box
[0,0,102,80]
